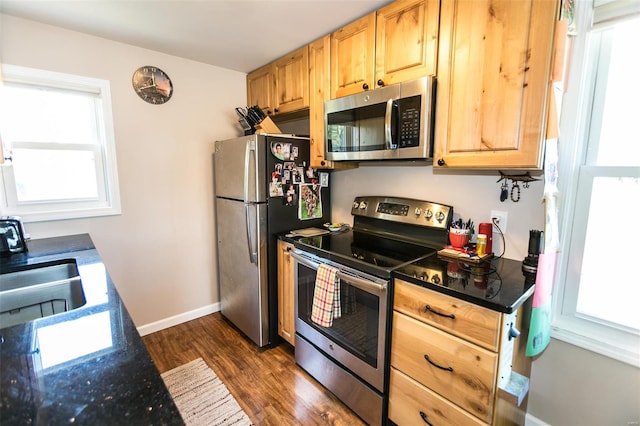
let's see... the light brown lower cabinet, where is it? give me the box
[277,240,295,346]
[389,279,530,425]
[389,368,485,426]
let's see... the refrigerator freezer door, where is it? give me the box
[216,197,269,346]
[214,135,267,202]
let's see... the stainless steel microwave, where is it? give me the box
[324,76,435,162]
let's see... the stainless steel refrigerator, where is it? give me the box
[213,134,330,347]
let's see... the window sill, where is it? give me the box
[551,317,640,368]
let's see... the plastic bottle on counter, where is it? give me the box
[476,234,487,257]
[478,222,493,254]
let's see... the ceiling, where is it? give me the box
[0,0,392,73]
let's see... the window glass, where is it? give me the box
[2,85,98,145]
[576,176,640,330]
[0,64,120,222]
[12,148,99,202]
[555,8,640,366]
[592,20,640,166]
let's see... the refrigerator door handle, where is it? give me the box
[245,204,258,264]
[243,138,258,263]
[243,138,256,202]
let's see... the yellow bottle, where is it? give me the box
[476,234,487,256]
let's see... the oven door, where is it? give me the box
[291,249,388,392]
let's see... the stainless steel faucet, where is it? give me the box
[0,216,29,256]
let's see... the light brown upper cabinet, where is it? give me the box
[246,45,309,116]
[309,36,357,170]
[433,0,560,170]
[330,13,376,98]
[247,63,275,116]
[330,0,440,99]
[375,0,440,87]
[309,36,331,169]
[273,45,309,115]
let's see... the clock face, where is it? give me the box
[132,66,173,104]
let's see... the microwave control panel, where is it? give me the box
[398,95,421,148]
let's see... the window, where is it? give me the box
[0,65,121,222]
[553,1,640,366]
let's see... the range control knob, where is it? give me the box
[359,201,367,210]
[435,211,445,223]
[425,209,433,220]
[353,201,360,209]
[431,274,441,284]
[420,272,428,281]
[414,207,422,216]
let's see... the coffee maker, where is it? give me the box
[522,229,543,285]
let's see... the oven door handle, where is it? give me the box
[291,251,387,295]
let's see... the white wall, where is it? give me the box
[331,165,545,261]
[528,339,640,426]
[0,14,246,328]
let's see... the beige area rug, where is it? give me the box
[161,358,253,426]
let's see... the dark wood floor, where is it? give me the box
[142,312,366,425]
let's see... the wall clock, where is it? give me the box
[132,66,173,104]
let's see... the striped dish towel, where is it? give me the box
[310,264,341,327]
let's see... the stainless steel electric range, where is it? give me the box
[291,196,453,425]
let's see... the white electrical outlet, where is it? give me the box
[491,210,508,235]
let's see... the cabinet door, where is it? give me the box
[434,0,559,169]
[273,46,309,114]
[394,279,502,351]
[330,13,376,98]
[389,368,485,426]
[309,36,331,169]
[247,63,275,116]
[375,0,440,87]
[277,240,295,346]
[309,36,358,170]
[391,312,498,423]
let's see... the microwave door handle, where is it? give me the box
[385,98,397,150]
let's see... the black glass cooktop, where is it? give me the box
[294,230,436,278]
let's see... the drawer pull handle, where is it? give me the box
[424,354,454,372]
[425,304,455,320]
[419,411,434,426]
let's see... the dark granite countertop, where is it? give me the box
[0,234,183,425]
[393,255,535,314]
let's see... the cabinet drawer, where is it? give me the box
[389,367,485,426]
[394,279,501,351]
[391,311,497,423]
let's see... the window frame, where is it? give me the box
[552,1,640,367]
[0,64,121,222]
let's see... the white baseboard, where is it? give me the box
[525,413,551,426]
[136,303,221,336]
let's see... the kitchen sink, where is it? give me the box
[0,259,86,328]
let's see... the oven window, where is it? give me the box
[297,263,380,368]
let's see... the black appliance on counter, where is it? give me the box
[291,196,453,425]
